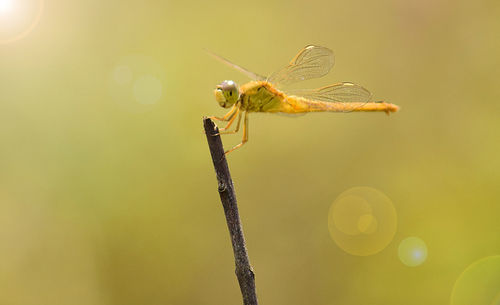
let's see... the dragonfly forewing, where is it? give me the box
[267,45,335,88]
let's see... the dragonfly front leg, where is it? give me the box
[219,111,243,135]
[225,112,248,154]
[219,108,240,132]
[208,104,237,121]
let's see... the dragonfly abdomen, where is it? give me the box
[283,96,399,114]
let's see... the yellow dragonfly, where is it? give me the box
[209,45,399,154]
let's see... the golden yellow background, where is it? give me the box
[1,0,499,304]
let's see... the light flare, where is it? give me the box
[0,0,44,44]
[398,237,428,267]
[328,187,397,256]
[0,0,14,14]
[451,256,500,305]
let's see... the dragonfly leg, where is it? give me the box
[208,104,237,121]
[219,111,243,135]
[219,108,240,132]
[225,112,248,154]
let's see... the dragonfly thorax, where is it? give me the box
[214,80,240,108]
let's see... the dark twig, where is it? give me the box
[203,117,258,305]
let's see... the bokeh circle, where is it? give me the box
[328,187,397,256]
[133,75,163,105]
[450,255,500,305]
[398,236,428,267]
[108,55,165,112]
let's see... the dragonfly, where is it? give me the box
[209,45,399,154]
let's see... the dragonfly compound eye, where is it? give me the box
[214,80,239,108]
[221,80,238,92]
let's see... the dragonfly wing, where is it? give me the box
[288,82,372,112]
[205,49,266,81]
[267,45,335,87]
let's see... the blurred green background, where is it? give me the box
[1,0,499,304]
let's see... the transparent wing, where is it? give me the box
[205,49,266,81]
[267,45,335,88]
[288,82,372,112]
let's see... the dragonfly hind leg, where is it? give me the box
[225,112,249,154]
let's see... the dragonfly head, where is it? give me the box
[214,80,239,108]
